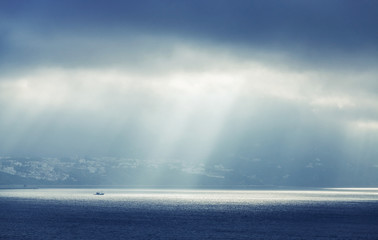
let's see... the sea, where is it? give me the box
[1,188,378,239]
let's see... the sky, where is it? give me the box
[0,0,378,186]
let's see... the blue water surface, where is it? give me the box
[1,188,378,239]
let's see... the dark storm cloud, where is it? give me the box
[3,0,378,47]
[0,0,377,71]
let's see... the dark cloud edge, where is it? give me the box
[1,0,378,73]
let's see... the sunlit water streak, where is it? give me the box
[1,188,378,239]
[1,188,378,205]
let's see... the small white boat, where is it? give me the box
[94,192,104,195]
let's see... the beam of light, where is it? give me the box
[131,71,244,186]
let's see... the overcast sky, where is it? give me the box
[0,0,378,180]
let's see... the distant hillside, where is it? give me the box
[1,156,378,188]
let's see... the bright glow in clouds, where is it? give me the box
[0,43,378,163]
[355,121,378,131]
[0,57,318,112]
